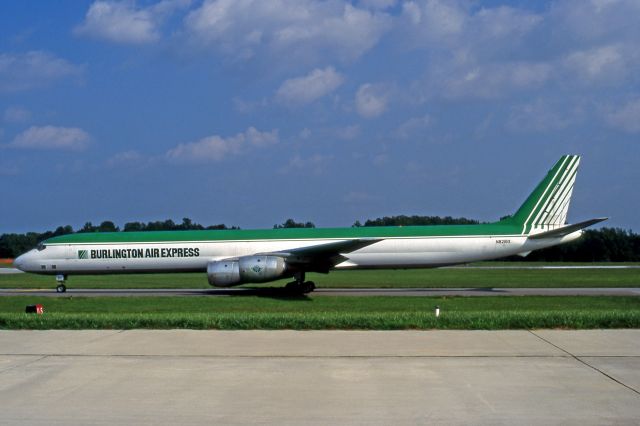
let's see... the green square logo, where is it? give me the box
[77,250,88,259]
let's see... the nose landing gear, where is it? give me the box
[55,274,67,293]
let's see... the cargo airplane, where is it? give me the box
[15,155,605,293]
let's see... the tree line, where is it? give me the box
[1,216,638,261]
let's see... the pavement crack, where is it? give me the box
[528,330,640,397]
[0,355,48,375]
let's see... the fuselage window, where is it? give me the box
[37,243,47,251]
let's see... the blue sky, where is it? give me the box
[1,0,639,233]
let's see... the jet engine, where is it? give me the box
[207,255,288,287]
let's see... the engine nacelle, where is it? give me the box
[207,255,288,287]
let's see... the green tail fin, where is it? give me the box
[504,155,581,234]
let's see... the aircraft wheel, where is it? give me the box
[302,281,316,293]
[284,281,314,294]
[56,284,67,293]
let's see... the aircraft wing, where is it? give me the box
[527,218,608,240]
[259,238,381,271]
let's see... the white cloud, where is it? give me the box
[3,106,31,123]
[506,99,584,133]
[276,67,344,105]
[184,0,391,63]
[9,126,91,151]
[551,0,640,42]
[605,98,640,133]
[106,150,143,167]
[472,6,542,40]
[0,51,83,92]
[563,45,627,83]
[403,1,541,46]
[419,0,466,38]
[280,153,333,175]
[166,126,278,162]
[75,0,190,44]
[399,1,551,101]
[440,61,552,99]
[395,114,432,139]
[232,97,268,113]
[359,0,396,10]
[355,83,389,118]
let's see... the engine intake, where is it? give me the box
[207,255,288,287]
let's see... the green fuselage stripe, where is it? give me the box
[44,222,522,246]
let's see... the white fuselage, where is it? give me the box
[14,232,582,276]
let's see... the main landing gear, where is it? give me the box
[285,272,316,294]
[55,274,67,293]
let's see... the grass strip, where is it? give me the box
[1,295,639,313]
[1,310,639,330]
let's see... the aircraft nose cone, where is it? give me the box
[13,254,25,271]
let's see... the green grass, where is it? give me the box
[2,294,639,313]
[1,296,639,329]
[1,265,639,289]
[2,311,639,330]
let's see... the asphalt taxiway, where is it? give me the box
[1,330,639,425]
[1,287,639,297]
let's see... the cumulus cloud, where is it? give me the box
[412,0,466,38]
[106,150,143,167]
[183,0,391,63]
[280,153,333,175]
[276,67,344,105]
[166,127,278,162]
[359,0,396,10]
[472,6,542,40]
[9,126,91,151]
[398,1,552,101]
[563,45,628,84]
[440,61,552,99]
[75,0,190,44]
[395,114,432,139]
[3,106,31,124]
[355,83,389,118]
[551,0,640,42]
[506,99,584,133]
[605,98,640,133]
[232,97,268,113]
[401,0,541,48]
[0,51,83,92]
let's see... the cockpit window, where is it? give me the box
[36,243,47,251]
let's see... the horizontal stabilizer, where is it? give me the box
[527,218,608,240]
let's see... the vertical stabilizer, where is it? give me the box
[508,155,580,235]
